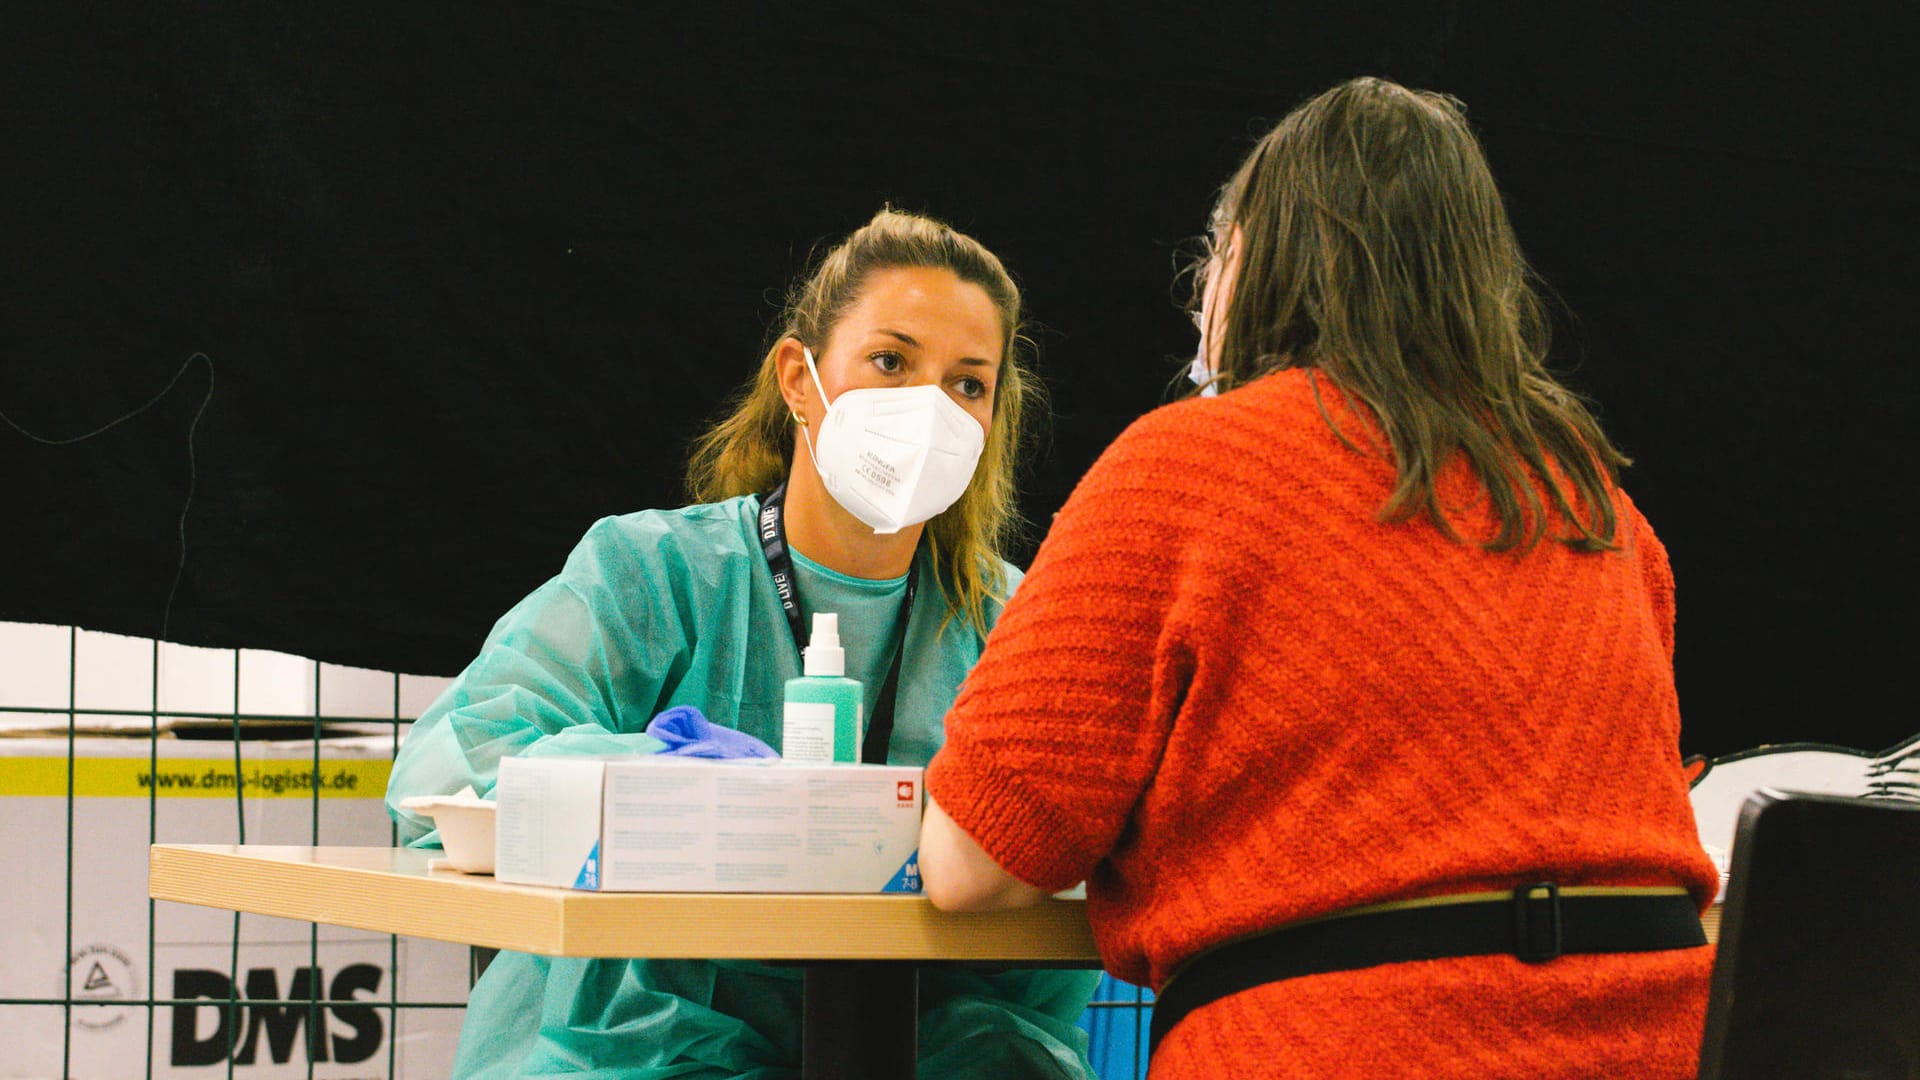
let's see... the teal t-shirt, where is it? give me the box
[790,545,909,732]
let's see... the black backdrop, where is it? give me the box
[4,4,1915,757]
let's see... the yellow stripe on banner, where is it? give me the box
[0,757,392,799]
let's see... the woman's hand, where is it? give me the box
[919,796,1053,912]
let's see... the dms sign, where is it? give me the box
[171,964,384,1067]
[30,938,469,1078]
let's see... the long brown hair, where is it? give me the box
[1197,76,1628,552]
[686,208,1039,634]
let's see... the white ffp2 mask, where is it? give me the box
[799,346,986,535]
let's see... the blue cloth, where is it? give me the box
[645,704,778,759]
[1076,973,1154,1080]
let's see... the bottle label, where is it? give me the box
[783,701,836,762]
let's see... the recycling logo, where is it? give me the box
[66,944,137,1031]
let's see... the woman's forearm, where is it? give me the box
[919,796,1052,912]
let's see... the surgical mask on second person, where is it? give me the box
[1187,351,1218,397]
[1188,309,1219,397]
[800,345,986,535]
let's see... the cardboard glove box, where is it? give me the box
[494,756,925,893]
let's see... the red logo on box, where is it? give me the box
[896,780,916,804]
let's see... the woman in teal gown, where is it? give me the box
[386,208,1100,1079]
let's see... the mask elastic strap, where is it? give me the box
[802,345,833,408]
[797,345,830,469]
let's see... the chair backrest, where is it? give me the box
[1697,790,1920,1080]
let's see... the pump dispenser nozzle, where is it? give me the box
[786,611,863,764]
[803,612,845,677]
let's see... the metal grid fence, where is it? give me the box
[0,626,469,1079]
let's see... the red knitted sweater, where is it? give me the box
[927,369,1719,1079]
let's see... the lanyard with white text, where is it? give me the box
[757,483,915,764]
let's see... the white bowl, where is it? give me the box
[399,793,497,874]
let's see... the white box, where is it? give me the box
[495,756,926,893]
[0,733,468,1080]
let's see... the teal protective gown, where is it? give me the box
[385,496,1099,1079]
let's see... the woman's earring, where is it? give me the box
[791,411,808,426]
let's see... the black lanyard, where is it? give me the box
[757,483,915,764]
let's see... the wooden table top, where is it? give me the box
[150,844,1720,962]
[148,844,1101,962]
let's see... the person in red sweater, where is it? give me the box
[919,77,1719,1079]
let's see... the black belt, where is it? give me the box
[1148,883,1707,1057]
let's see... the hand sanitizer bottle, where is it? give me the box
[782,612,864,764]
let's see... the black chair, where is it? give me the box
[1697,790,1920,1080]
